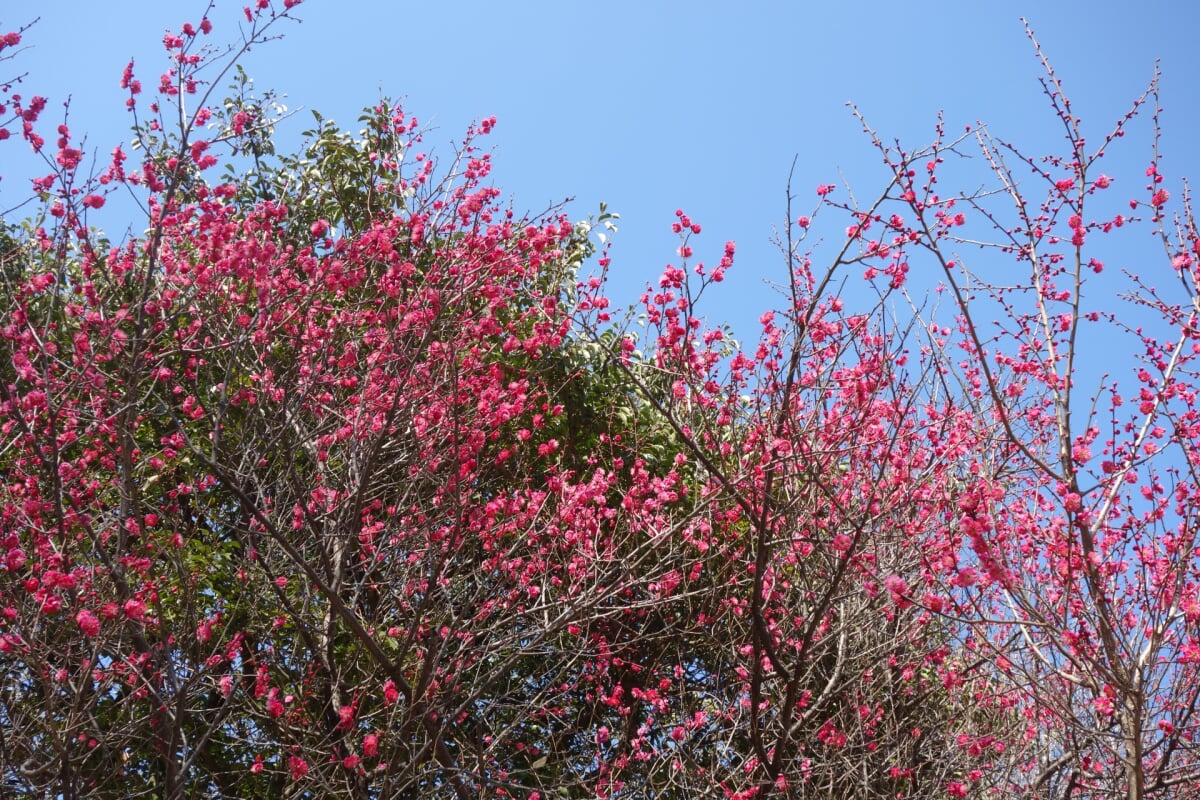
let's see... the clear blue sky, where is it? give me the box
[5,1,1199,339]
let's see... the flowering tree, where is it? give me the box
[808,25,1200,798]
[1,7,1197,800]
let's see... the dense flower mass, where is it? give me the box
[0,7,1199,800]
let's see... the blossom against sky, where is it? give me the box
[8,0,1198,334]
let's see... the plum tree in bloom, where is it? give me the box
[809,24,1200,798]
[0,6,1197,800]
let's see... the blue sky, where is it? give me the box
[5,1,1199,339]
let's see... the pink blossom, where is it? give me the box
[288,755,309,780]
[337,704,356,730]
[267,690,284,718]
[883,574,908,603]
[5,547,26,571]
[75,609,100,637]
